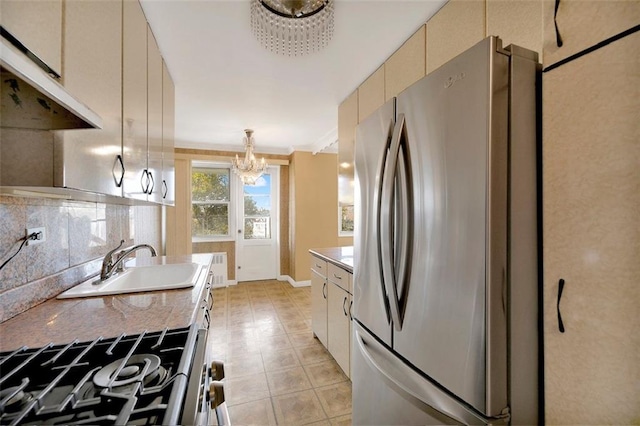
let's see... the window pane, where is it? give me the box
[192,168,229,202]
[243,175,271,216]
[341,205,354,232]
[192,204,229,237]
[244,217,271,239]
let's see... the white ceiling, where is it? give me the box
[140,0,447,154]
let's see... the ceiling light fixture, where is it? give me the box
[231,129,268,185]
[250,0,334,56]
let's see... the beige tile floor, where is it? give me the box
[207,280,352,426]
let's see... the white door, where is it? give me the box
[235,167,279,282]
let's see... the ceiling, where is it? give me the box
[140,0,447,155]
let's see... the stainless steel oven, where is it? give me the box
[182,328,230,425]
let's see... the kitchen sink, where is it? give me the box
[57,263,203,299]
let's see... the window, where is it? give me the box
[339,204,354,236]
[243,174,272,239]
[192,167,231,239]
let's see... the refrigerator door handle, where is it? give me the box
[355,326,509,425]
[380,113,405,331]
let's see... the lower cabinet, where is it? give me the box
[327,281,351,377]
[311,268,328,348]
[310,254,353,379]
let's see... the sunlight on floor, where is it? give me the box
[208,280,352,425]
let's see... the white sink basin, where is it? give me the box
[57,263,203,299]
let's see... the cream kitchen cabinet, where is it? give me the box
[542,31,639,424]
[310,252,353,378]
[327,263,352,378]
[426,0,485,74]
[385,25,425,101]
[358,66,384,123]
[1,0,63,76]
[52,0,123,197]
[543,0,640,68]
[162,61,176,206]
[147,27,164,204]
[311,258,328,347]
[122,0,149,202]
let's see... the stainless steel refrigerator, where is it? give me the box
[352,36,541,425]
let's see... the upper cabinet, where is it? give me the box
[54,0,123,197]
[543,0,640,67]
[0,0,174,206]
[385,25,426,101]
[162,62,176,206]
[358,66,384,123]
[122,0,149,202]
[486,0,543,57]
[426,0,485,74]
[1,0,63,75]
[147,27,164,204]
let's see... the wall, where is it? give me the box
[290,151,339,282]
[0,191,161,323]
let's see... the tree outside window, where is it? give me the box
[192,167,230,238]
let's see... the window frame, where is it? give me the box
[338,204,354,237]
[191,162,237,243]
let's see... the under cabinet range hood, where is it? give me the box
[0,27,102,130]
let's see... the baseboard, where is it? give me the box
[278,275,311,287]
[213,279,237,288]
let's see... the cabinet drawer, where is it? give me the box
[311,256,327,277]
[328,263,350,291]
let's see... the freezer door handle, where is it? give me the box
[355,325,509,425]
[380,113,405,331]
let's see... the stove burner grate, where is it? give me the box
[0,325,197,426]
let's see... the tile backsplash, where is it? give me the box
[0,195,161,322]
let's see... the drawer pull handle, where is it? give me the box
[315,263,322,269]
[557,278,566,333]
[333,274,342,280]
[553,0,563,47]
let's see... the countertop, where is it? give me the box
[0,253,213,352]
[309,246,354,273]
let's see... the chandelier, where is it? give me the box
[231,129,268,185]
[250,0,334,56]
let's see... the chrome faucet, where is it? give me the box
[99,240,157,282]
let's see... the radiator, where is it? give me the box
[209,252,228,288]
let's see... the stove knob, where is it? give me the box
[210,360,225,380]
[208,381,225,409]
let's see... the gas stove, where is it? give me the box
[0,324,225,425]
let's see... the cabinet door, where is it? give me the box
[327,282,350,378]
[426,0,485,74]
[543,0,640,68]
[147,26,163,204]
[358,66,384,123]
[162,61,175,206]
[311,269,328,348]
[385,25,425,101]
[56,0,122,197]
[122,0,148,201]
[1,0,62,75]
[542,32,640,424]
